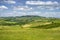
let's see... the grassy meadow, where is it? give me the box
[0,16,60,40]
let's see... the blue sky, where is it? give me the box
[0,0,60,18]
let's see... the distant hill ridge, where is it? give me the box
[0,15,46,18]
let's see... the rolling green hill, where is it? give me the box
[0,15,60,29]
[0,15,60,40]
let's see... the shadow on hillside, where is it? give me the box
[31,23,60,29]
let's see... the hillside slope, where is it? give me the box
[0,15,60,29]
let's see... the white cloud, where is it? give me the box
[0,5,8,9]
[4,0,16,4]
[13,6,33,11]
[26,1,59,5]
[37,5,60,10]
[26,1,60,10]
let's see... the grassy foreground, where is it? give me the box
[0,26,60,40]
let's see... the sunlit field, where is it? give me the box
[0,26,60,40]
[0,16,60,40]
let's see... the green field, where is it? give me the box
[0,16,60,40]
[0,27,60,40]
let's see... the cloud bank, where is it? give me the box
[26,1,59,5]
[26,1,60,10]
[13,6,32,11]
